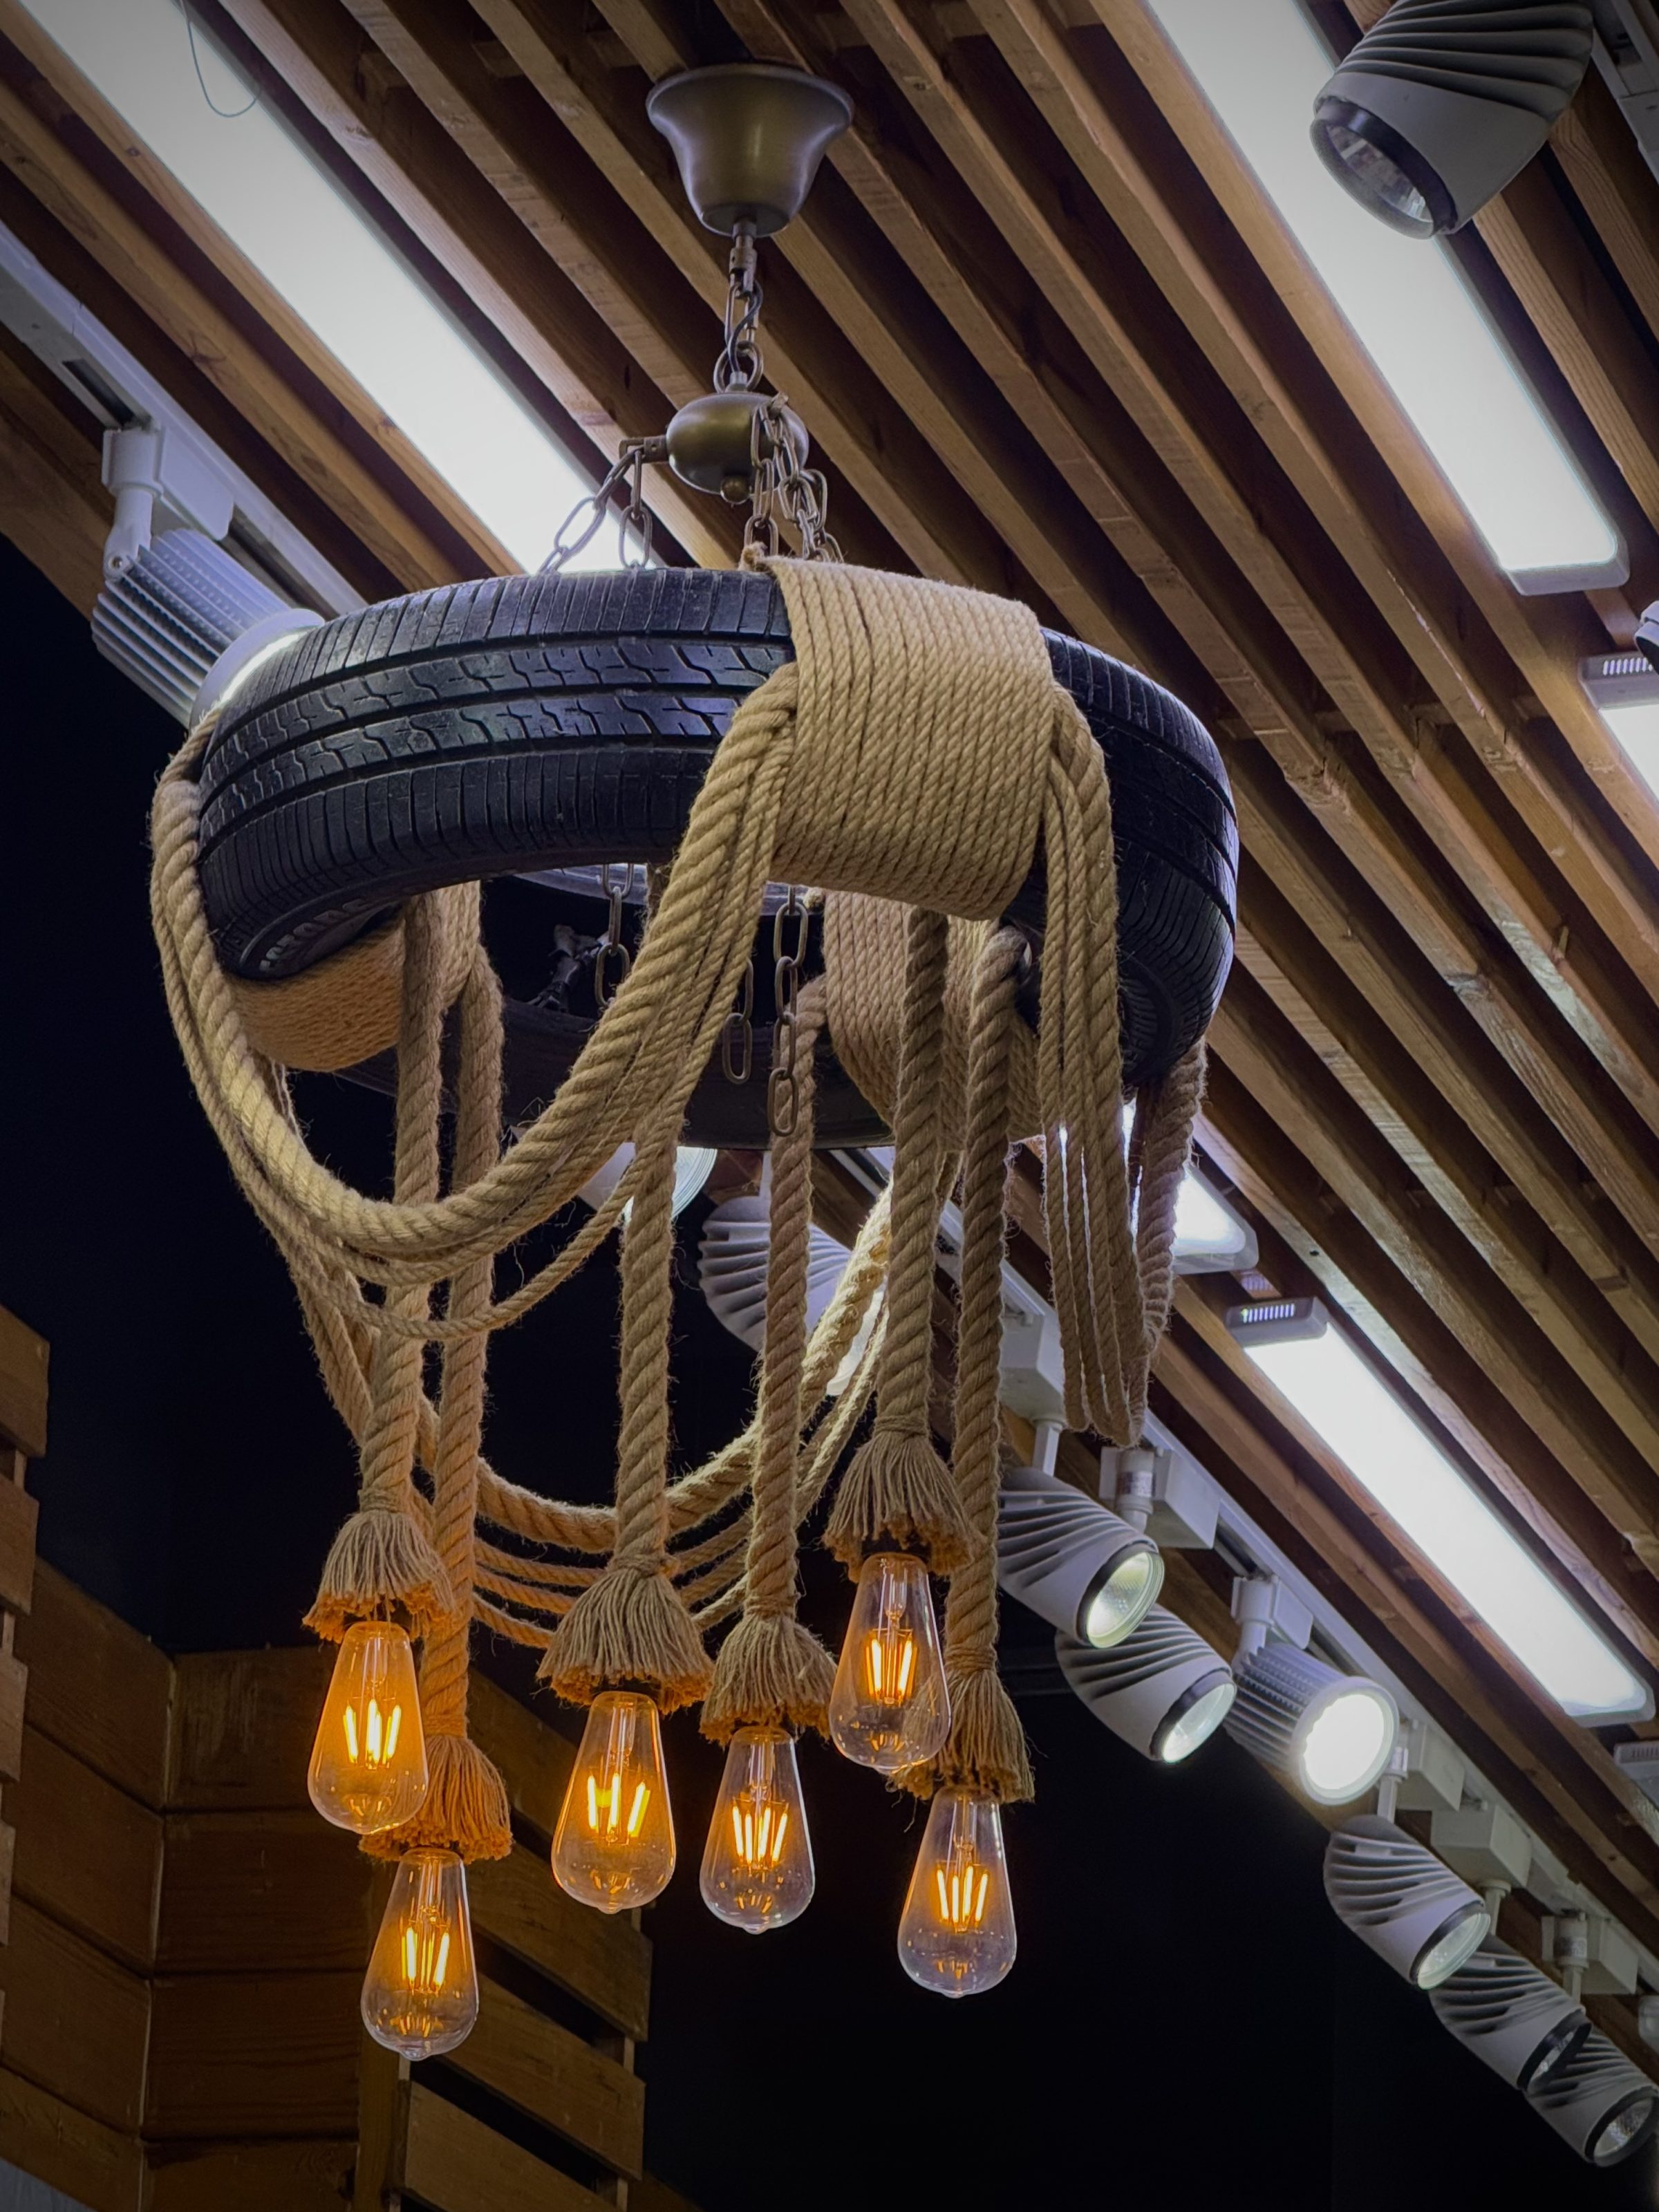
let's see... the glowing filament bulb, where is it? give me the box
[699,1726,815,1933]
[362,1847,478,2058]
[828,1553,950,1772]
[552,1690,676,1913]
[897,1786,1017,1998]
[308,1620,429,1835]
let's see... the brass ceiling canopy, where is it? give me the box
[646,63,853,238]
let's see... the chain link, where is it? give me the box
[722,957,755,1085]
[714,224,765,395]
[743,395,841,565]
[767,885,811,1136]
[540,437,665,574]
[594,861,639,1005]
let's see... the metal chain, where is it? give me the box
[767,885,810,1136]
[714,224,765,395]
[743,395,841,565]
[540,437,665,574]
[722,957,755,1085]
[594,862,639,1005]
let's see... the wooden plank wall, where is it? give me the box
[0,1578,679,2211]
[0,1309,691,2212]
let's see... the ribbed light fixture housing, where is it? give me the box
[1430,1938,1589,2092]
[1311,0,1592,236]
[1055,1612,1235,1763]
[1227,1643,1397,1805]
[1529,2028,1659,2166]
[996,1465,1163,1650]
[91,527,317,724]
[1324,1815,1490,1989]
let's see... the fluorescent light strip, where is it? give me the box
[1143,0,1623,589]
[1581,655,1659,800]
[1240,1321,1647,1719]
[21,0,608,573]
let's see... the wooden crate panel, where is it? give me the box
[446,1978,644,2180]
[0,1654,28,1787]
[157,1810,373,1974]
[470,1844,650,2042]
[145,2137,357,2211]
[631,2180,705,2212]
[8,1727,160,1973]
[145,1971,361,2140]
[169,1649,330,1813]
[470,1678,574,1839]
[14,1568,171,1809]
[0,2065,142,2212]
[0,1484,39,1622]
[0,1899,149,2134]
[0,1311,47,1462]
[402,2084,612,2212]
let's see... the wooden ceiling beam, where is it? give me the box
[0,2,496,590]
[1085,1,1659,925]
[1553,72,1659,376]
[0,23,469,594]
[1157,1303,1659,1963]
[1228,742,1659,1365]
[1209,965,1659,1579]
[337,0,995,583]
[206,0,734,568]
[0,323,106,614]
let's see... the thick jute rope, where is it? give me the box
[702,980,838,1739]
[303,895,452,1641]
[902,929,1033,1804]
[151,559,1201,1714]
[366,948,512,1862]
[538,1127,713,1712]
[825,903,971,1574]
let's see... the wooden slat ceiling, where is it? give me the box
[8,0,1659,2059]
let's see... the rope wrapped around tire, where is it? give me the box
[196,568,1236,1144]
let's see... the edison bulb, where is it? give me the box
[700,1727,814,1933]
[308,1619,429,1835]
[897,1786,1017,1998]
[362,1847,478,2058]
[552,1690,676,1913]
[828,1553,950,1772]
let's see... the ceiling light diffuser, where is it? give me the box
[1582,650,1659,803]
[1143,0,1624,590]
[1229,1299,1651,1721]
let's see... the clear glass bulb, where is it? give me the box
[552,1690,676,1913]
[699,1726,815,1933]
[828,1553,950,1772]
[308,1619,429,1834]
[361,1847,478,2058]
[897,1786,1017,1999]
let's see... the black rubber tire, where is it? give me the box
[199,568,1236,1103]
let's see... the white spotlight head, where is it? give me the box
[1227,1642,1398,1806]
[1430,1939,1588,2092]
[996,1464,1163,1650]
[1528,2029,1659,2167]
[577,1143,716,1220]
[1324,1815,1490,1990]
[1056,1611,1236,1764]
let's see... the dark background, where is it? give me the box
[1,532,1649,2206]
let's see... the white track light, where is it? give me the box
[996,1464,1163,1651]
[1324,1815,1490,1989]
[1529,2029,1659,2166]
[1227,1642,1398,1806]
[1056,1612,1236,1763]
[1430,1939,1589,2092]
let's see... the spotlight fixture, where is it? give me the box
[577,1142,717,1221]
[1311,0,1593,238]
[997,1441,1163,1651]
[1430,1939,1589,2092]
[1528,2029,1659,2166]
[1228,1639,1398,1806]
[1056,1611,1236,1764]
[1324,1815,1490,1990]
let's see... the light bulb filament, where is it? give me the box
[935,1857,992,1932]
[863,1629,919,1709]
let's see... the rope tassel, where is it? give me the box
[826,906,971,1577]
[540,1134,713,1712]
